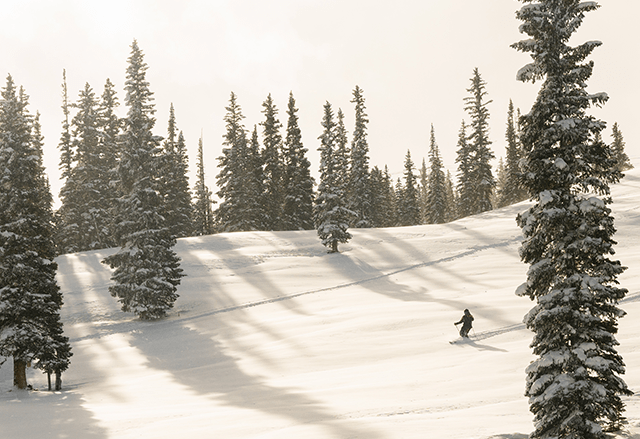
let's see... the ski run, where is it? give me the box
[2,167,640,438]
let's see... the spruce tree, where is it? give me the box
[98,78,121,247]
[58,83,113,253]
[58,69,73,180]
[464,68,495,215]
[215,93,264,232]
[282,92,314,230]
[513,2,631,436]
[315,102,353,253]
[610,122,633,172]
[102,40,183,320]
[0,76,72,389]
[425,125,447,224]
[160,104,194,238]
[347,85,373,228]
[193,135,215,235]
[397,150,421,226]
[261,94,285,231]
[418,158,429,224]
[499,99,527,207]
[455,120,473,218]
[444,170,457,222]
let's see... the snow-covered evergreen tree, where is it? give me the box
[347,85,373,228]
[418,158,429,224]
[397,150,421,226]
[0,76,72,389]
[261,94,285,231]
[425,125,447,224]
[97,78,122,246]
[455,120,473,218]
[444,170,457,222]
[102,40,183,320]
[282,92,314,231]
[315,102,353,253]
[513,1,631,436]
[215,93,264,232]
[464,68,495,215]
[58,69,73,180]
[610,123,633,172]
[57,83,113,253]
[159,104,194,238]
[498,99,527,207]
[193,135,215,236]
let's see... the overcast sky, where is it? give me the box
[2,0,638,206]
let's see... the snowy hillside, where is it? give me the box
[2,169,640,438]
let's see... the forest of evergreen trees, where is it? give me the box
[0,31,634,391]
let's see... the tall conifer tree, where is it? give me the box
[425,125,447,224]
[261,94,285,230]
[58,83,112,252]
[0,76,71,389]
[397,150,421,226]
[282,92,314,230]
[464,68,495,215]
[58,69,73,180]
[160,104,194,238]
[193,135,215,235]
[455,120,473,218]
[348,86,373,228]
[513,2,631,436]
[315,103,352,253]
[103,41,182,320]
[499,99,527,207]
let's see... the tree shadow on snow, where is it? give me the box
[129,320,385,439]
[0,363,108,439]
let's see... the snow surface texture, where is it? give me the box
[2,169,640,438]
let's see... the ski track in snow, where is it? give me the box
[69,237,524,343]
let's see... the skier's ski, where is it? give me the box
[449,337,473,344]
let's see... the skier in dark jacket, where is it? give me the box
[454,309,474,338]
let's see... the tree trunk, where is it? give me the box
[331,241,339,253]
[47,372,52,391]
[55,371,62,391]
[13,358,27,389]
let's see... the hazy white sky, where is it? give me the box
[2,0,638,205]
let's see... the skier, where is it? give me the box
[454,309,474,338]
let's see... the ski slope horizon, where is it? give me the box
[2,168,640,438]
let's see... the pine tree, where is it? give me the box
[261,94,285,231]
[418,158,429,224]
[315,102,353,253]
[444,170,457,222]
[58,83,113,253]
[455,120,473,218]
[159,104,194,238]
[425,125,447,224]
[513,2,631,436]
[282,92,314,230]
[610,122,633,172]
[215,93,264,232]
[245,126,267,230]
[0,76,72,389]
[494,157,507,208]
[102,40,183,320]
[397,150,421,226]
[58,69,73,180]
[193,135,215,235]
[98,78,121,247]
[464,68,495,215]
[348,85,373,228]
[499,99,527,207]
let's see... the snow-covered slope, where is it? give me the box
[2,169,640,438]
